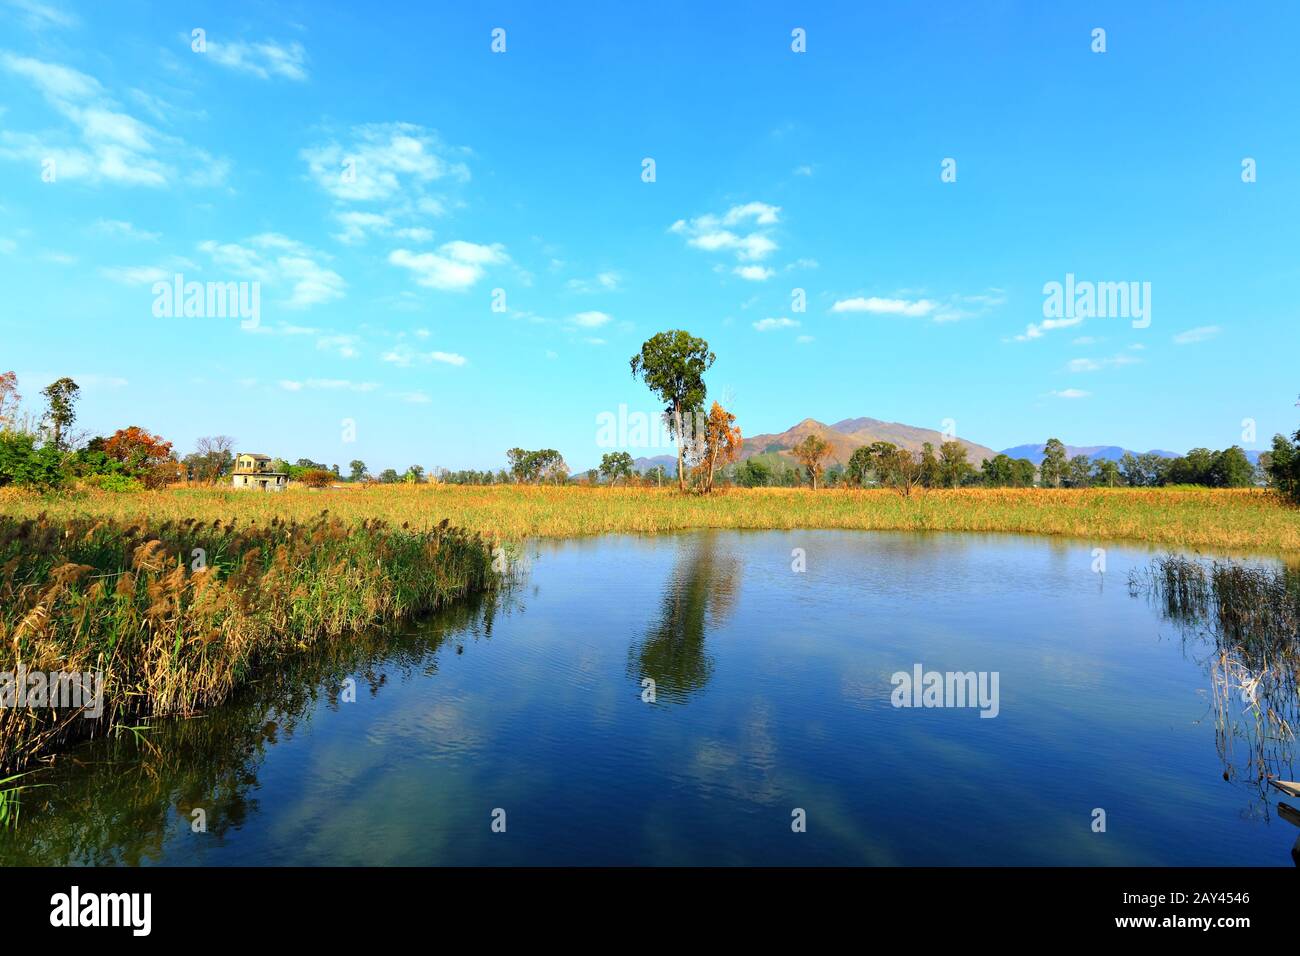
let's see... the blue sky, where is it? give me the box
[1,0,1297,472]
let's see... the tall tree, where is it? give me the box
[599,451,635,485]
[0,371,20,429]
[630,330,715,491]
[938,441,972,488]
[348,459,368,482]
[791,433,831,490]
[1039,438,1068,488]
[919,442,941,487]
[40,377,80,451]
[193,435,235,483]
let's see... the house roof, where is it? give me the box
[238,453,273,460]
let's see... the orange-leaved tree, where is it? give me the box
[104,426,177,488]
[699,401,742,493]
[791,433,832,490]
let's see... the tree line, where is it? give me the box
[4,363,1299,503]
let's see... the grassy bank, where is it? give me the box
[1,484,1297,554]
[0,512,496,771]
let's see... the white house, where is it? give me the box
[231,453,288,491]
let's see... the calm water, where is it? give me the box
[2,530,1296,866]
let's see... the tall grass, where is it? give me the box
[0,512,497,771]
[1,484,1296,553]
[1131,555,1299,791]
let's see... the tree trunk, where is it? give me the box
[674,406,685,492]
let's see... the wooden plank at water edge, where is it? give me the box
[1278,803,1300,829]
[1268,780,1300,798]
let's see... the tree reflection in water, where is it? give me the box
[628,531,741,704]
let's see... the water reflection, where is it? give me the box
[4,533,1299,866]
[627,532,741,704]
[0,593,505,866]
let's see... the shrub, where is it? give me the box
[300,468,334,488]
[0,433,64,489]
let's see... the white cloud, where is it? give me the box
[388,241,506,292]
[571,310,612,328]
[566,271,621,293]
[280,378,377,393]
[670,202,781,263]
[99,264,170,285]
[331,211,391,245]
[0,52,228,188]
[734,265,775,281]
[1173,325,1221,345]
[1049,389,1090,399]
[831,296,936,317]
[1066,353,1140,373]
[796,335,814,344]
[202,38,308,82]
[1012,315,1084,341]
[752,317,799,332]
[4,0,79,29]
[317,334,359,359]
[394,226,434,242]
[302,122,469,202]
[92,219,158,241]
[200,233,345,309]
[380,344,467,367]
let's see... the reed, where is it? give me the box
[0,512,497,771]
[1131,554,1300,790]
[1,484,1296,553]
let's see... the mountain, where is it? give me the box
[631,454,679,476]
[742,416,998,466]
[998,444,1256,465]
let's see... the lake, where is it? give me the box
[2,530,1295,866]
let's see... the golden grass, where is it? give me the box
[1,483,1296,554]
[0,512,496,771]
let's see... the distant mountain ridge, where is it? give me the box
[742,416,997,467]
[617,416,997,476]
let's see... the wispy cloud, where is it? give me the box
[570,310,612,328]
[380,344,467,367]
[1065,353,1141,373]
[1173,325,1221,345]
[1049,388,1090,399]
[200,233,345,309]
[833,290,1004,323]
[566,271,621,293]
[670,202,780,263]
[1011,315,1084,341]
[831,296,935,317]
[389,241,506,292]
[200,37,308,82]
[303,122,469,203]
[0,52,227,188]
[4,0,78,30]
[279,378,378,393]
[752,316,799,332]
